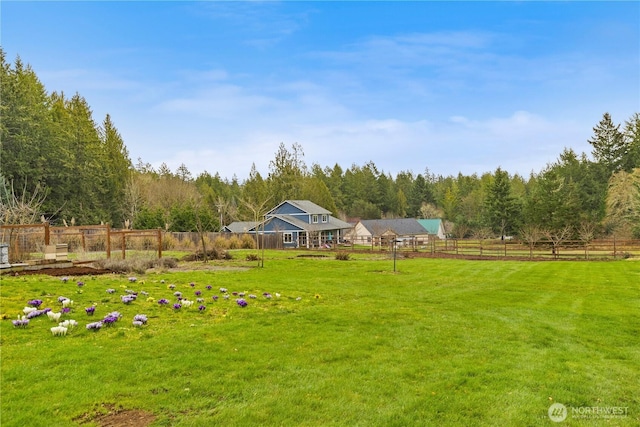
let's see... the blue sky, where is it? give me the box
[2,1,639,180]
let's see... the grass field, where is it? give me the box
[1,254,638,426]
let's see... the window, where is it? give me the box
[312,215,318,223]
[283,233,293,243]
[321,214,328,223]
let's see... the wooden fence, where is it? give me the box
[0,224,163,263]
[425,238,639,260]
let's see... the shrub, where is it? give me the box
[162,233,178,250]
[214,236,230,250]
[228,236,242,249]
[335,252,351,261]
[246,253,260,261]
[241,234,255,249]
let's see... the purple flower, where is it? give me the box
[43,307,52,313]
[132,320,144,327]
[133,314,148,324]
[62,307,71,314]
[102,316,118,325]
[57,296,68,303]
[121,295,136,304]
[26,310,44,319]
[158,298,170,305]
[27,299,43,308]
[61,277,69,283]
[190,282,196,287]
[106,288,116,294]
[173,303,182,310]
[236,298,248,307]
[212,295,219,301]
[85,306,96,315]
[77,281,84,287]
[195,290,202,296]
[86,321,103,330]
[206,285,212,290]
[232,292,238,296]
[264,293,272,299]
[12,318,29,328]
[198,305,206,311]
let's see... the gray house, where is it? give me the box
[225,200,353,249]
[347,218,431,248]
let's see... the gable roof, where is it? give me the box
[223,221,259,233]
[416,219,444,235]
[266,200,331,216]
[358,218,428,236]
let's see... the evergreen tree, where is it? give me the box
[99,114,132,225]
[484,167,522,237]
[588,113,625,175]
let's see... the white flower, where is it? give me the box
[23,307,37,315]
[275,293,281,298]
[50,326,68,336]
[61,299,73,308]
[47,311,62,322]
[59,320,78,329]
[181,300,194,308]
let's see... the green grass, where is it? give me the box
[1,256,639,426]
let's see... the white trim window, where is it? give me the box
[312,215,319,223]
[321,214,328,223]
[283,232,293,244]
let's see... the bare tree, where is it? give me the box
[577,221,597,260]
[240,195,273,266]
[0,179,48,225]
[544,226,573,259]
[520,224,544,259]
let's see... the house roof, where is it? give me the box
[268,214,353,232]
[266,200,332,216]
[416,219,444,235]
[358,218,428,236]
[223,221,259,233]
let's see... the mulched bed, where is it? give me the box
[8,266,115,277]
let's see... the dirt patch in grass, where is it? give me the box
[75,404,156,427]
[7,266,115,277]
[93,409,156,427]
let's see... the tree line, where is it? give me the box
[2,52,640,240]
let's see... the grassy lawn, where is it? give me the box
[1,255,638,426]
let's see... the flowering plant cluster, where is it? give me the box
[132,314,148,327]
[12,316,29,328]
[27,299,43,308]
[12,276,306,338]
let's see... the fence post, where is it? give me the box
[157,228,162,259]
[122,232,126,260]
[44,223,50,246]
[106,224,111,259]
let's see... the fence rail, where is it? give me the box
[426,238,639,260]
[1,222,639,263]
